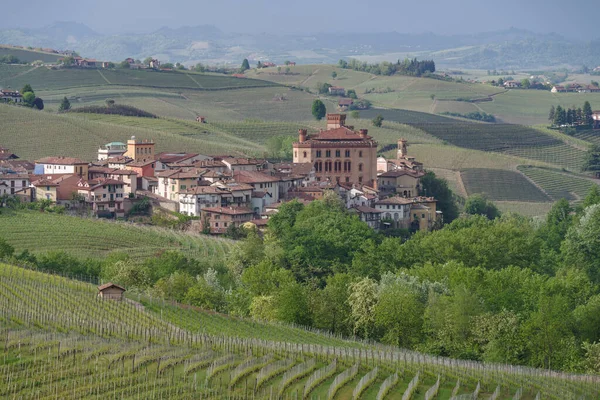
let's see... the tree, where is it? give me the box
[60,56,75,66]
[497,78,504,86]
[350,110,360,119]
[372,114,384,127]
[582,145,600,174]
[347,89,357,99]
[348,278,378,338]
[22,92,35,107]
[548,105,555,122]
[554,105,565,126]
[583,101,593,125]
[32,97,44,110]
[119,60,131,69]
[241,58,250,72]
[21,84,33,94]
[312,99,326,120]
[0,237,15,259]
[464,194,501,220]
[583,185,600,208]
[520,78,531,89]
[331,71,337,79]
[419,171,459,223]
[104,62,115,69]
[143,57,153,66]
[105,99,115,107]
[194,63,206,73]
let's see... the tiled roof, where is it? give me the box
[375,197,413,205]
[98,282,126,291]
[36,156,87,165]
[352,205,383,213]
[233,170,280,184]
[202,206,254,215]
[156,152,199,163]
[308,126,371,141]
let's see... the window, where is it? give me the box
[335,150,340,157]
[359,151,363,158]
[345,150,350,157]
[326,150,331,157]
[345,177,350,183]
[316,150,322,157]
[358,164,363,172]
[358,176,363,183]
[180,185,186,190]
[422,214,426,218]
[303,151,307,158]
[294,151,297,158]
[224,222,228,227]
[103,194,107,198]
[215,222,219,227]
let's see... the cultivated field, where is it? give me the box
[518,166,598,202]
[460,168,551,202]
[0,45,63,63]
[0,211,234,262]
[1,263,597,399]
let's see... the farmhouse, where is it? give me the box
[0,89,22,103]
[338,98,354,109]
[503,81,521,88]
[200,206,255,234]
[293,114,378,186]
[328,86,346,96]
[35,156,89,177]
[97,283,126,300]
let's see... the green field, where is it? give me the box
[0,211,234,262]
[1,262,596,399]
[461,168,551,202]
[0,45,63,63]
[518,166,598,202]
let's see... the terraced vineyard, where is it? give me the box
[1,263,598,399]
[359,109,586,171]
[518,166,598,202]
[0,211,234,262]
[461,168,552,202]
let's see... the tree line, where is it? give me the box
[548,101,593,127]
[338,58,436,77]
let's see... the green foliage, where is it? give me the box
[464,194,501,220]
[340,57,435,76]
[119,60,131,69]
[21,84,33,94]
[69,104,157,118]
[0,236,15,259]
[311,99,326,120]
[315,82,332,94]
[441,111,496,122]
[58,96,71,111]
[346,89,357,99]
[372,114,384,127]
[419,171,459,223]
[241,58,250,72]
[582,145,600,174]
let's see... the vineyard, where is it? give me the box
[460,169,552,202]
[1,264,599,399]
[517,166,598,202]
[0,211,234,262]
[0,46,63,63]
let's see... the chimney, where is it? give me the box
[359,129,368,139]
[298,129,308,142]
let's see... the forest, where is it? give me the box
[3,185,600,374]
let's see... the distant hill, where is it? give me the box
[1,23,599,69]
[0,45,63,63]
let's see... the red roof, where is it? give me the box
[36,156,87,165]
[232,170,280,184]
[202,206,254,215]
[309,126,371,141]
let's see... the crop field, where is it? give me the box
[0,66,278,91]
[571,129,600,146]
[0,211,234,262]
[494,201,555,217]
[518,166,598,202]
[1,263,597,399]
[359,108,586,171]
[0,46,63,63]
[461,168,552,202]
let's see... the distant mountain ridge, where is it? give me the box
[0,22,598,69]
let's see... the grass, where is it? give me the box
[0,210,234,262]
[0,263,597,399]
[460,168,551,202]
[518,166,598,202]
[0,45,63,63]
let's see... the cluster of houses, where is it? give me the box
[0,113,441,233]
[0,89,23,103]
[551,83,600,93]
[68,57,160,70]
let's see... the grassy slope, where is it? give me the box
[0,45,63,63]
[0,262,594,399]
[0,211,234,261]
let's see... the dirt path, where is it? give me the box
[5,65,39,80]
[97,69,112,84]
[299,68,319,87]
[185,73,204,88]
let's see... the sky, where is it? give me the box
[2,0,599,40]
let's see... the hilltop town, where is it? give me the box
[0,113,440,234]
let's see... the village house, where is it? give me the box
[349,205,383,229]
[97,283,126,300]
[35,157,89,177]
[343,185,378,208]
[328,86,346,96]
[30,174,81,203]
[231,170,280,207]
[200,206,255,234]
[97,142,127,161]
[178,182,253,217]
[293,114,378,186]
[578,85,600,93]
[338,98,354,109]
[77,178,126,218]
[374,196,413,229]
[221,157,266,173]
[272,162,316,186]
[377,170,423,197]
[0,173,29,196]
[155,168,206,201]
[503,80,521,88]
[106,156,134,170]
[410,197,440,231]
[0,159,34,174]
[124,136,155,163]
[124,159,155,179]
[149,59,161,69]
[0,89,22,103]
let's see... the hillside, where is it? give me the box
[0,45,63,63]
[0,211,234,261]
[1,262,597,399]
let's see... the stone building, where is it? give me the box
[292,114,378,186]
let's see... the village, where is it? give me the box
[0,113,440,234]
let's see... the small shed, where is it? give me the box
[97,282,126,300]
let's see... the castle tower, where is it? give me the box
[326,114,346,130]
[125,136,155,162]
[397,138,408,159]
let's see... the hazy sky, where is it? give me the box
[2,0,599,39]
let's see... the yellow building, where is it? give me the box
[292,114,378,186]
[32,178,58,201]
[410,197,439,231]
[124,136,155,162]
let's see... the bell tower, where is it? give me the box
[397,138,408,159]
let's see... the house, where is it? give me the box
[0,173,29,196]
[0,89,23,103]
[200,206,255,234]
[350,205,383,229]
[178,182,253,217]
[374,196,413,229]
[262,62,276,68]
[593,111,600,129]
[106,169,138,195]
[156,168,206,201]
[377,170,424,197]
[293,114,378,186]
[578,85,600,93]
[125,159,156,178]
[97,283,125,300]
[221,158,266,173]
[272,162,316,186]
[76,58,97,68]
[0,147,19,161]
[125,58,135,64]
[106,156,134,170]
[35,157,89,177]
[196,116,206,123]
[77,178,126,218]
[97,142,127,161]
[328,86,346,96]
[551,86,566,93]
[30,174,81,203]
[231,170,280,206]
[503,80,521,88]
[410,197,440,231]
[149,59,160,69]
[31,178,59,202]
[338,98,354,109]
[0,159,35,174]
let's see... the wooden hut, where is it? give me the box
[97,282,126,300]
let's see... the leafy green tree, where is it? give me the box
[348,277,378,338]
[311,99,326,120]
[32,97,44,110]
[119,60,130,69]
[194,63,206,72]
[347,89,357,99]
[143,57,153,66]
[582,145,600,174]
[104,62,115,69]
[152,271,195,302]
[548,105,555,121]
[61,56,75,66]
[249,295,277,321]
[497,78,504,86]
[313,273,353,335]
[538,199,572,252]
[464,194,500,220]
[241,58,250,71]
[583,101,593,125]
[562,204,600,282]
[419,171,459,223]
[472,310,525,364]
[21,84,33,94]
[185,276,226,311]
[520,78,531,88]
[331,71,337,79]
[583,185,600,208]
[553,105,566,126]
[350,110,360,119]
[0,237,15,259]
[275,280,312,325]
[372,114,384,127]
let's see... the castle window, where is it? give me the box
[358,164,363,172]
[359,151,363,158]
[345,150,350,157]
[295,151,297,158]
[326,150,331,157]
[335,150,340,157]
[359,176,363,183]
[303,151,307,158]
[316,150,322,157]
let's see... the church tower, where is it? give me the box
[397,138,408,159]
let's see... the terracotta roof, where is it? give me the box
[339,98,354,106]
[98,282,126,291]
[252,191,270,198]
[222,158,264,166]
[127,159,155,167]
[88,166,114,174]
[224,182,254,191]
[308,126,372,141]
[181,186,225,195]
[109,169,138,176]
[107,156,133,164]
[248,219,269,226]
[378,170,423,178]
[233,170,280,184]
[375,197,413,205]
[352,205,383,213]
[202,206,254,215]
[36,156,87,165]
[32,178,59,187]
[156,152,199,164]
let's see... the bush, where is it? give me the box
[68,104,157,118]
